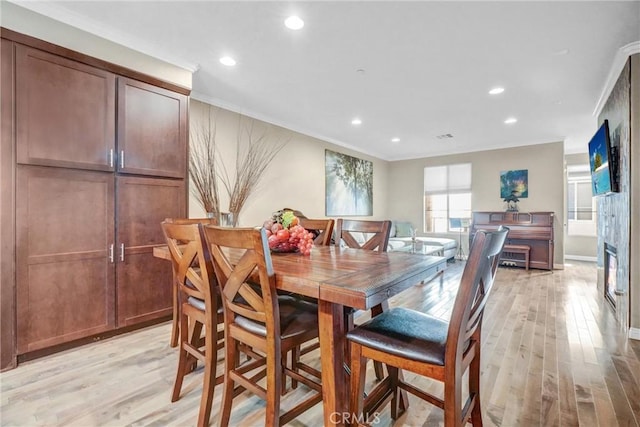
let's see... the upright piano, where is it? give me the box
[470,211,554,270]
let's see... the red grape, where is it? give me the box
[263,214,314,255]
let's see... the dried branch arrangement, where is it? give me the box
[189,106,220,215]
[218,116,289,225]
[189,105,289,225]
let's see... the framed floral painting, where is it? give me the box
[500,169,528,198]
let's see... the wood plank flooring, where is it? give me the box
[1,261,639,426]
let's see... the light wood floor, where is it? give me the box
[1,261,639,426]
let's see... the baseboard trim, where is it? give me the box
[629,328,640,341]
[564,255,597,262]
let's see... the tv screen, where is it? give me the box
[588,120,615,196]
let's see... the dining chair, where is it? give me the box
[163,217,218,348]
[298,217,335,246]
[346,226,508,426]
[334,218,391,252]
[334,218,392,379]
[161,222,224,427]
[203,225,323,427]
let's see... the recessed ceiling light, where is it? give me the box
[351,118,362,125]
[391,137,400,143]
[284,15,304,30]
[489,87,505,95]
[504,117,518,124]
[219,56,236,66]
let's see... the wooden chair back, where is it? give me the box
[204,226,279,347]
[161,222,216,311]
[334,218,391,252]
[447,226,508,363]
[298,218,335,246]
[162,218,218,348]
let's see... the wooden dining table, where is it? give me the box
[153,243,447,426]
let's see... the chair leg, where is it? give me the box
[171,311,190,402]
[443,376,463,427]
[469,350,483,426]
[170,283,179,347]
[290,346,300,390]
[373,361,385,381]
[219,333,238,427]
[189,321,204,373]
[348,342,366,427]
[387,365,401,420]
[281,350,289,395]
[196,324,217,427]
[280,348,299,395]
[265,346,282,427]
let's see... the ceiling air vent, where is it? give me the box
[436,133,454,139]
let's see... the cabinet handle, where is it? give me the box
[120,243,125,262]
[120,150,125,169]
[109,149,114,168]
[109,243,114,263]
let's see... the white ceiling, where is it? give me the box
[12,1,640,161]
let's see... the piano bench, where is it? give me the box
[501,244,530,270]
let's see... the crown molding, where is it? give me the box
[7,0,199,73]
[189,91,387,161]
[593,41,640,118]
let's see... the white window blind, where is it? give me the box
[424,163,471,193]
[424,163,472,232]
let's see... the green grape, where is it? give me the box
[281,211,295,229]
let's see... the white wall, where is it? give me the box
[189,100,390,226]
[0,2,191,89]
[386,142,565,268]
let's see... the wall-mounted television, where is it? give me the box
[588,119,618,196]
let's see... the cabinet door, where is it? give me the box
[117,78,187,178]
[16,166,115,353]
[15,45,116,171]
[1,38,17,369]
[115,176,185,326]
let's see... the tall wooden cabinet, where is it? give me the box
[2,30,189,365]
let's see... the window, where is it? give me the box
[424,163,471,233]
[567,165,596,236]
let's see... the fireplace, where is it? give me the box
[604,243,617,310]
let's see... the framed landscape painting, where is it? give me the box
[325,149,373,216]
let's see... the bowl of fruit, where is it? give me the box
[263,210,314,255]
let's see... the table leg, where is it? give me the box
[319,300,347,426]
